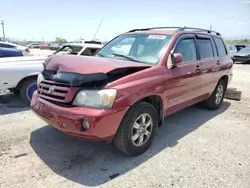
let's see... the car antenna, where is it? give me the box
[92,17,104,41]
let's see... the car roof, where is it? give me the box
[122,27,222,38]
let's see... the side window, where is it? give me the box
[0,43,14,48]
[213,37,227,57]
[174,38,197,62]
[196,38,214,59]
[81,48,99,56]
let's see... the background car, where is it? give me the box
[0,41,30,56]
[234,44,249,51]
[49,43,61,50]
[232,47,250,64]
[228,45,237,55]
[54,42,103,56]
[0,47,24,58]
[39,44,50,50]
[27,43,40,49]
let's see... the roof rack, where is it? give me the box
[127,26,221,36]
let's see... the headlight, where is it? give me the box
[72,89,117,108]
[37,73,45,86]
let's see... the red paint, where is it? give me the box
[31,29,233,142]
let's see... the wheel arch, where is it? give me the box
[133,95,164,127]
[220,75,229,89]
[16,75,38,89]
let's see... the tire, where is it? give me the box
[20,78,38,105]
[114,101,158,156]
[204,79,226,110]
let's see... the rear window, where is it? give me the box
[196,38,214,59]
[213,37,227,57]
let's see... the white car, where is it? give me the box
[0,41,31,56]
[0,42,103,104]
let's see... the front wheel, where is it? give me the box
[114,101,158,156]
[20,78,38,105]
[204,79,226,110]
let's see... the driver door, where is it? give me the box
[165,35,202,114]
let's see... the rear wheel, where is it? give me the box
[204,79,226,110]
[114,101,157,156]
[20,78,38,105]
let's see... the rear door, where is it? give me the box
[195,34,220,98]
[166,34,202,114]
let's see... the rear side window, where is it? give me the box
[196,38,214,59]
[174,38,197,62]
[214,37,227,57]
[0,43,14,48]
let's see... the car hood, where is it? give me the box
[234,52,250,57]
[46,55,151,74]
[0,55,47,63]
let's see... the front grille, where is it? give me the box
[38,80,70,102]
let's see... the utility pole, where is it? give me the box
[92,17,104,40]
[1,20,5,38]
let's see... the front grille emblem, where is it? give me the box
[47,86,55,94]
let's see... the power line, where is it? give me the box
[1,20,5,38]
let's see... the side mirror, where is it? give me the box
[173,53,183,65]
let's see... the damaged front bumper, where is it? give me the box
[31,91,129,142]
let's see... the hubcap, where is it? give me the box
[131,113,153,147]
[215,84,224,105]
[26,83,38,101]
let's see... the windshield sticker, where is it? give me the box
[148,35,167,40]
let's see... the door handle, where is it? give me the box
[216,60,220,65]
[195,65,201,70]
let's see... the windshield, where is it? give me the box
[238,48,250,54]
[96,34,172,65]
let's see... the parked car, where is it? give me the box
[0,47,24,58]
[228,45,237,55]
[232,47,250,64]
[234,44,249,51]
[27,43,40,49]
[54,42,103,56]
[39,44,50,50]
[49,43,61,50]
[0,41,30,55]
[0,43,104,104]
[31,27,233,156]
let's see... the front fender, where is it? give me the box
[0,63,43,89]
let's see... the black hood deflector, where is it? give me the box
[42,66,149,88]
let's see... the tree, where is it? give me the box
[54,37,68,44]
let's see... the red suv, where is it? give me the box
[31,27,233,156]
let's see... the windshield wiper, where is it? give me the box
[112,53,141,63]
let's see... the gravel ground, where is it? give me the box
[0,64,250,188]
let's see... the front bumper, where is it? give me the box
[232,56,250,63]
[31,91,129,141]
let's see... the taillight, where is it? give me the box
[25,48,30,52]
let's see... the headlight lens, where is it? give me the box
[37,73,45,86]
[72,89,117,108]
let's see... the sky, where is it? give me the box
[1,0,250,41]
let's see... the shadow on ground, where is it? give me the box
[30,102,231,186]
[0,93,30,115]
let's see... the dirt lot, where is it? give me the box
[0,63,250,188]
